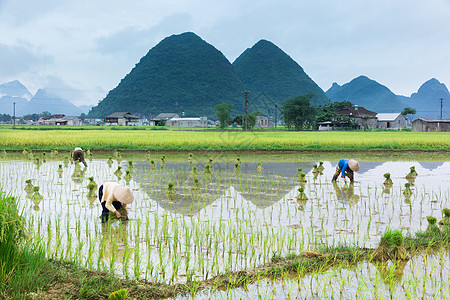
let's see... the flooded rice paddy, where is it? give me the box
[1,151,449,298]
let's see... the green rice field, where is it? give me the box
[1,127,449,151]
[1,149,450,298]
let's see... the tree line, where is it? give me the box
[214,93,417,131]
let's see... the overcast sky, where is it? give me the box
[0,0,449,106]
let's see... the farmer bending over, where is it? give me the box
[71,147,87,167]
[332,159,360,183]
[99,182,134,223]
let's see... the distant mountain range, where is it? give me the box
[1,31,448,120]
[0,81,92,117]
[89,32,330,118]
[326,76,450,119]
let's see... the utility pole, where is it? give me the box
[243,91,249,130]
[440,98,444,119]
[275,104,277,129]
[13,102,15,129]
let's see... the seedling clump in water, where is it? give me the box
[296,187,308,200]
[439,208,450,226]
[372,228,408,262]
[406,166,418,179]
[425,216,442,238]
[317,161,325,172]
[383,173,393,186]
[403,182,412,198]
[257,162,263,173]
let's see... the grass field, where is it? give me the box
[1,126,449,151]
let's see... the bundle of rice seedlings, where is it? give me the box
[311,164,319,174]
[403,182,412,197]
[317,161,325,172]
[87,177,98,197]
[150,160,156,170]
[425,216,442,238]
[123,170,132,185]
[31,186,43,208]
[439,208,450,226]
[192,178,201,191]
[204,164,212,175]
[108,206,128,222]
[296,187,308,201]
[127,160,134,171]
[257,162,263,173]
[372,228,408,262]
[383,173,393,187]
[406,166,418,179]
[297,172,307,184]
[190,166,199,179]
[114,166,123,177]
[24,179,34,194]
[233,163,240,175]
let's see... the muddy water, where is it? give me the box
[0,152,449,289]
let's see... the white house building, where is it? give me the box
[104,112,139,126]
[376,113,407,129]
[165,117,208,127]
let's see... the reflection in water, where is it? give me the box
[100,222,132,270]
[296,187,309,211]
[333,182,359,205]
[72,164,86,184]
[31,186,43,211]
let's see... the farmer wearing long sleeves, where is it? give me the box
[71,147,87,167]
[98,182,134,223]
[332,159,360,183]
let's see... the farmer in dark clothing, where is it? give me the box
[98,182,134,223]
[72,147,87,167]
[332,159,360,183]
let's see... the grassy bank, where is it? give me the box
[1,127,449,151]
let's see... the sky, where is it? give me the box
[0,0,449,106]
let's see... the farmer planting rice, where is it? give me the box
[71,147,88,167]
[332,158,360,183]
[98,182,134,223]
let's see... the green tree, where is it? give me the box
[401,107,416,121]
[232,112,258,129]
[281,94,317,130]
[214,103,233,129]
[316,101,353,123]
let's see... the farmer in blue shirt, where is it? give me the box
[332,159,360,183]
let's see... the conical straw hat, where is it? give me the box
[113,185,134,204]
[348,159,360,172]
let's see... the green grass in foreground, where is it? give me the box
[1,127,449,151]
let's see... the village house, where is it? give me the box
[376,113,407,129]
[104,112,139,126]
[37,114,82,125]
[165,117,208,127]
[150,113,180,126]
[337,106,378,129]
[255,114,274,127]
[412,118,450,132]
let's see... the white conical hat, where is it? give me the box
[348,159,360,172]
[113,185,134,204]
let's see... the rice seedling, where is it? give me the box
[383,173,393,187]
[0,152,449,298]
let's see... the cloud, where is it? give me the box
[0,43,52,78]
[95,13,194,58]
